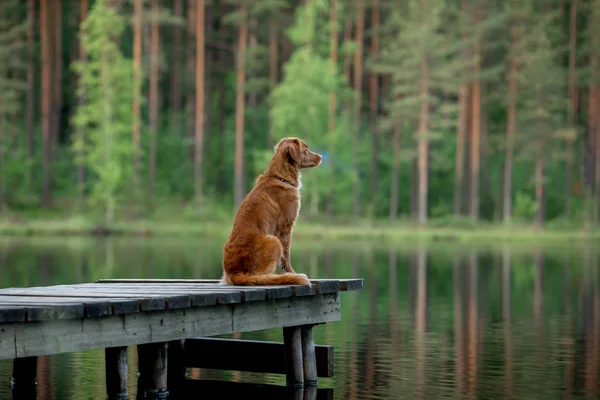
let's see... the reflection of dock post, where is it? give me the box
[105,346,128,400]
[167,339,187,396]
[284,326,304,387]
[11,356,37,400]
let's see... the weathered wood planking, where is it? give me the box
[0,279,362,322]
[2,292,340,360]
[96,278,364,291]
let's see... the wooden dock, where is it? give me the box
[0,278,363,399]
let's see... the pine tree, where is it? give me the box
[373,0,462,224]
[72,0,134,224]
[517,2,566,228]
[0,0,27,209]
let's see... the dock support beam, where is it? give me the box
[301,325,318,386]
[137,342,169,399]
[283,326,304,387]
[105,346,128,400]
[167,339,187,396]
[11,356,37,399]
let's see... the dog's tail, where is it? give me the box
[221,273,311,287]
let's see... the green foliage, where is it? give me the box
[72,0,134,224]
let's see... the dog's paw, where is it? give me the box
[296,273,308,278]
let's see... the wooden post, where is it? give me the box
[11,356,37,399]
[283,326,304,387]
[137,342,169,399]
[167,339,187,396]
[105,346,128,400]
[301,325,318,386]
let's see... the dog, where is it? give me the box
[220,137,322,286]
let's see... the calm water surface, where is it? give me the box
[0,236,599,399]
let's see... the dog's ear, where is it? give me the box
[276,138,301,164]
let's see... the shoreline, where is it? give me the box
[1,218,598,243]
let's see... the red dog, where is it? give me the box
[221,137,322,286]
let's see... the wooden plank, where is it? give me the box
[233,292,341,333]
[6,293,340,360]
[0,296,134,319]
[0,300,84,321]
[183,337,334,378]
[182,380,334,400]
[0,306,26,323]
[0,287,218,310]
[312,280,340,294]
[0,324,15,358]
[95,278,364,292]
[86,284,281,301]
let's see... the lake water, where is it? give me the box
[0,235,599,399]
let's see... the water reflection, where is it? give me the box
[0,237,599,399]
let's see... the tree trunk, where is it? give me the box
[418,58,430,225]
[389,118,402,221]
[566,0,579,218]
[133,0,142,203]
[52,0,62,159]
[352,1,364,218]
[535,120,546,229]
[594,92,600,225]
[26,0,35,164]
[469,8,481,222]
[148,0,159,207]
[327,0,338,218]
[589,80,598,226]
[77,0,88,208]
[40,0,52,207]
[343,17,352,117]
[248,17,258,108]
[503,33,518,223]
[169,0,183,132]
[234,0,248,209]
[216,14,226,195]
[195,0,205,203]
[186,0,196,163]
[455,83,468,217]
[369,0,379,216]
[268,18,278,150]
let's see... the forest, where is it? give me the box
[0,0,599,230]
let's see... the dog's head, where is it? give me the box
[274,137,322,169]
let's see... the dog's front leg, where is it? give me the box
[279,231,296,274]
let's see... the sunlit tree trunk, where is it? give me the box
[169,0,183,132]
[369,0,379,215]
[327,0,338,217]
[234,0,248,209]
[40,0,52,207]
[469,7,481,222]
[186,0,196,163]
[148,0,160,207]
[389,117,402,221]
[26,0,35,164]
[77,0,88,208]
[132,0,142,203]
[535,118,546,229]
[417,57,430,225]
[352,1,364,217]
[52,0,62,160]
[503,17,518,223]
[195,0,205,203]
[566,0,579,217]
[268,18,278,150]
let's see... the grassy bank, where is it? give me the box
[1,211,599,243]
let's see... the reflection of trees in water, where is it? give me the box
[502,246,513,399]
[453,257,464,393]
